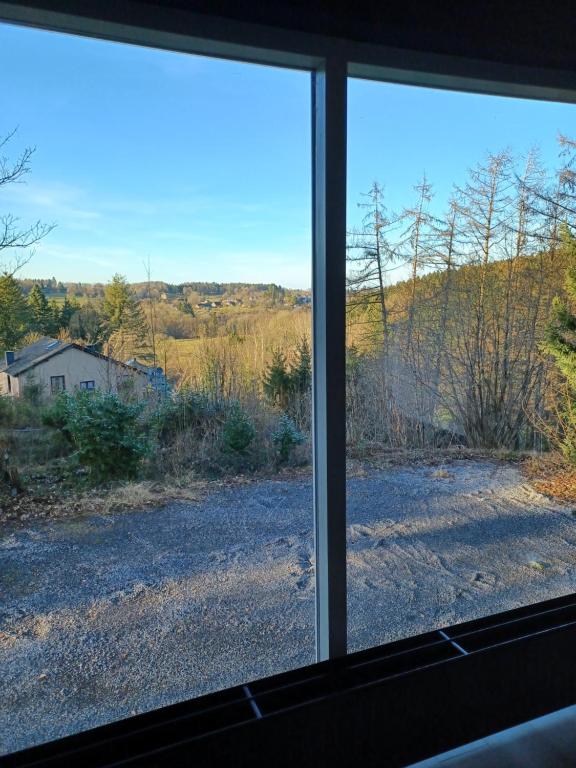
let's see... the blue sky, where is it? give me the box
[1,22,575,288]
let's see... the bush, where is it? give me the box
[272,413,304,463]
[64,391,149,480]
[154,388,221,443]
[262,338,311,423]
[42,392,73,431]
[222,404,255,453]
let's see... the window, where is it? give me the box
[2,2,576,763]
[50,375,65,394]
[346,77,576,653]
[0,21,312,755]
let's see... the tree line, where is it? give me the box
[0,272,149,360]
[346,142,576,451]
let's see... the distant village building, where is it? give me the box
[196,300,222,309]
[294,295,312,306]
[0,337,149,399]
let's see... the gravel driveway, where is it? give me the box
[2,460,576,755]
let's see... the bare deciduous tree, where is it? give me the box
[346,182,402,350]
[0,129,55,275]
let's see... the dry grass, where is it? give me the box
[522,452,576,503]
[430,468,454,480]
[352,446,513,470]
[88,477,207,514]
[0,464,316,527]
[0,475,209,526]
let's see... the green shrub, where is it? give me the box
[64,391,149,480]
[42,392,73,431]
[262,338,311,419]
[272,413,305,462]
[154,388,221,442]
[222,404,255,453]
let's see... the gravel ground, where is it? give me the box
[2,460,576,755]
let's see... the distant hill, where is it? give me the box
[17,278,310,301]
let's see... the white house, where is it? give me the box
[0,337,149,399]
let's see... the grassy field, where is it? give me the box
[155,306,311,392]
[45,294,92,307]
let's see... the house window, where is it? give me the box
[50,375,66,394]
[79,380,96,390]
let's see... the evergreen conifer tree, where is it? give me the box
[542,225,576,459]
[289,336,312,395]
[58,297,78,331]
[0,274,30,350]
[177,297,195,316]
[102,273,148,360]
[263,349,291,409]
[28,284,57,335]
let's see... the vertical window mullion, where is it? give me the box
[312,57,348,662]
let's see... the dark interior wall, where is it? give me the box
[5,0,576,72]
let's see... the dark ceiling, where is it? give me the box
[6,0,576,72]
[138,0,576,71]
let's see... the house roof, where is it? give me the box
[0,337,148,378]
[0,337,72,376]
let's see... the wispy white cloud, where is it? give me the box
[4,175,311,285]
[4,176,303,229]
[4,180,101,226]
[32,242,138,271]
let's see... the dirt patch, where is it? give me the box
[522,453,576,504]
[0,476,210,528]
[0,461,315,528]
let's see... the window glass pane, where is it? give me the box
[346,77,576,653]
[50,375,66,393]
[0,23,313,754]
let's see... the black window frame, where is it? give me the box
[2,2,576,763]
[79,380,96,390]
[50,375,66,394]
